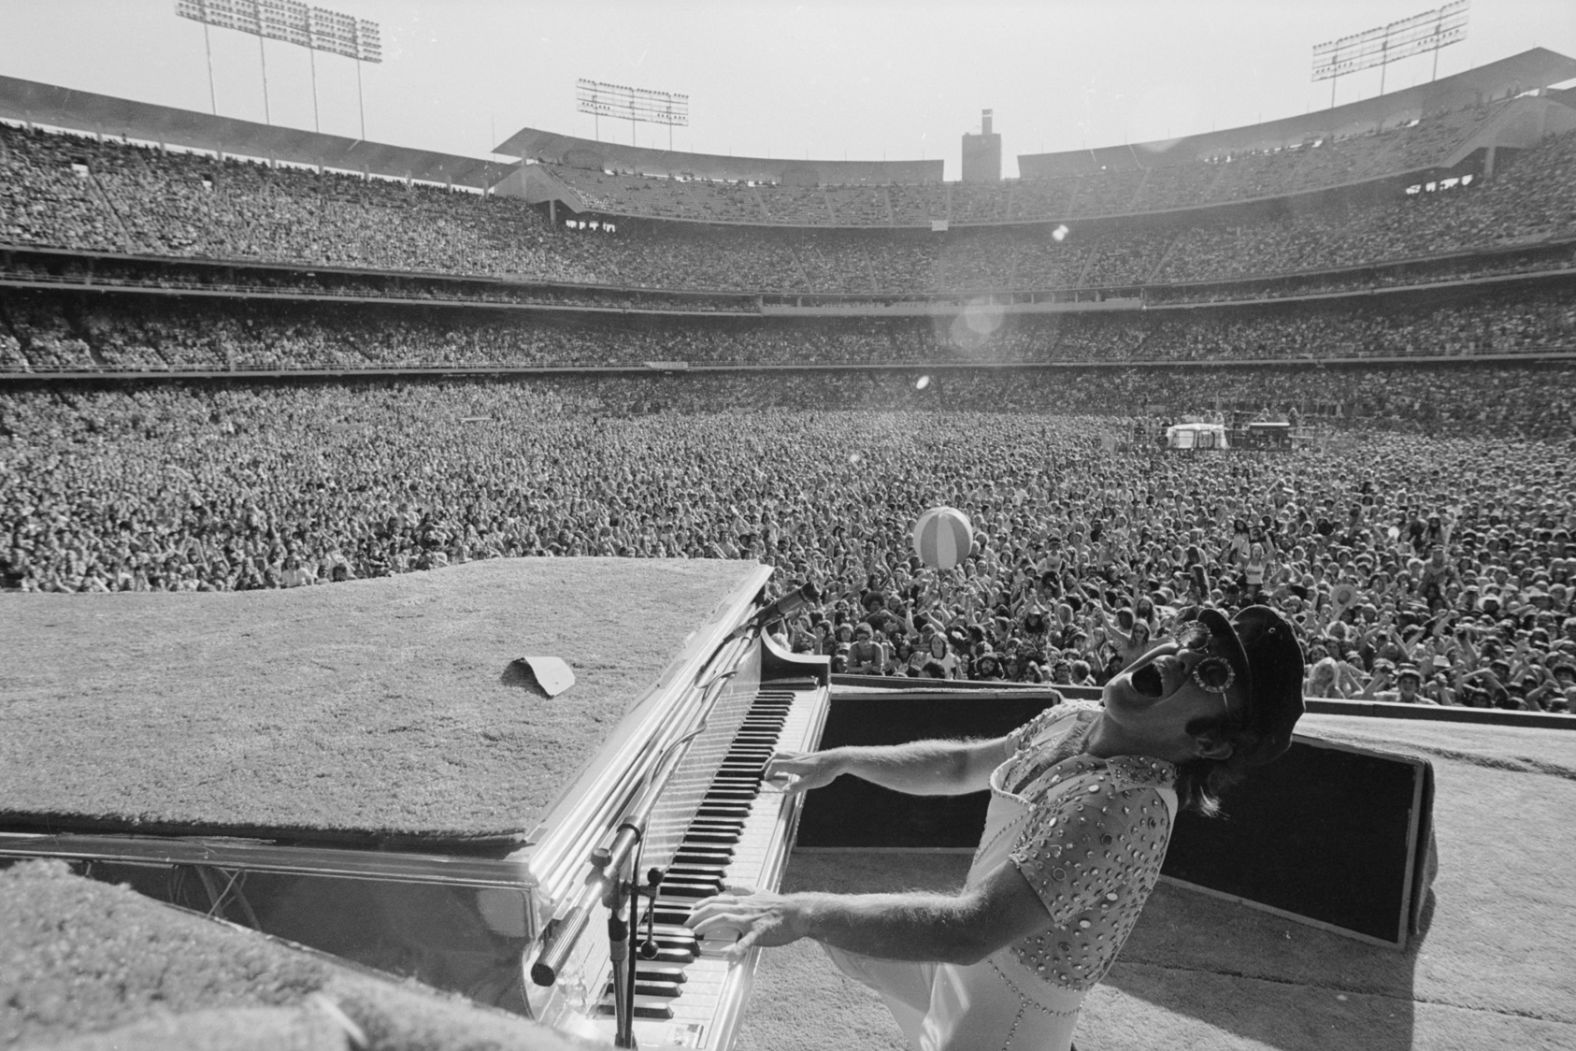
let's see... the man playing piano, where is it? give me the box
[690,605,1304,1051]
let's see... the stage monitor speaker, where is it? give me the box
[797,696,1435,950]
[1162,733,1435,950]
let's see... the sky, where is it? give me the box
[1,1,1573,178]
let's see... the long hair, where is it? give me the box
[1175,712,1269,818]
[1172,754,1244,819]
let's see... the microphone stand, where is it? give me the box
[605,855,635,1047]
[597,816,646,1049]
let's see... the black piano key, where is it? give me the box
[668,861,728,877]
[670,853,732,868]
[634,960,688,980]
[600,972,685,997]
[661,871,724,887]
[660,881,724,899]
[703,790,758,803]
[698,795,752,808]
[659,877,724,895]
[645,945,695,965]
[613,978,683,999]
[673,842,732,854]
[666,873,727,887]
[595,998,675,1020]
[661,881,723,897]
[669,855,732,869]
[653,900,695,916]
[652,909,694,928]
[691,812,748,825]
[649,936,697,954]
[706,784,759,797]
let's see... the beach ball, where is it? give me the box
[913,507,974,570]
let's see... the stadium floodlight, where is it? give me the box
[576,78,689,150]
[175,0,382,138]
[1312,1,1469,106]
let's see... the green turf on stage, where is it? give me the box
[0,558,758,847]
[0,859,603,1051]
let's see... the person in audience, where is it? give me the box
[4,370,1574,709]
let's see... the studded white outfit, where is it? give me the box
[824,702,1178,1051]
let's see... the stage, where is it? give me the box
[3,560,1574,1050]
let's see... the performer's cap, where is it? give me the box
[1185,605,1306,767]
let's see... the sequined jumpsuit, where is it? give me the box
[823,703,1178,1051]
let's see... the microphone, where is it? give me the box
[733,582,820,638]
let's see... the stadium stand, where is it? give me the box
[0,280,1571,374]
[2,57,1575,709]
[5,116,1576,296]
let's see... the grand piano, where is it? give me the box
[0,558,830,1050]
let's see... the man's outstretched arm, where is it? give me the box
[764,734,1013,798]
[687,859,1052,966]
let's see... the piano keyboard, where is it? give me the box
[594,678,825,1050]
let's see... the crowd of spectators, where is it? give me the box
[541,130,1576,294]
[0,252,758,314]
[0,124,594,282]
[3,120,1575,303]
[4,104,1576,712]
[542,101,1512,225]
[2,283,1571,375]
[3,374,1571,710]
[1145,241,1576,306]
[12,282,1576,376]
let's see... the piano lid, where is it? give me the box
[0,558,768,854]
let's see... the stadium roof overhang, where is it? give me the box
[1017,48,1576,175]
[488,163,593,211]
[492,126,944,186]
[0,75,518,190]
